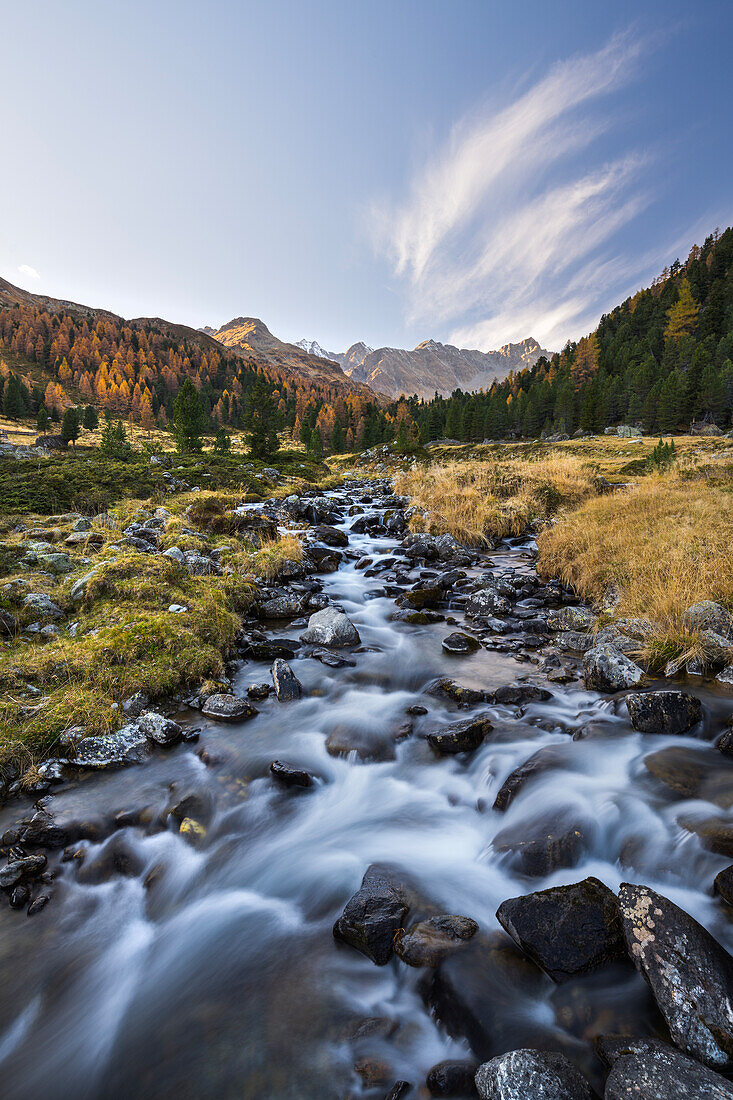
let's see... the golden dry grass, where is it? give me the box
[393,456,597,544]
[537,473,733,659]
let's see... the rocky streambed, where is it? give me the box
[0,480,733,1098]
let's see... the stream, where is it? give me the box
[0,479,731,1099]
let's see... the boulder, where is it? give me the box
[601,1037,733,1099]
[0,854,47,888]
[333,864,409,965]
[137,712,183,745]
[493,813,588,877]
[496,877,626,983]
[491,684,552,706]
[271,658,302,701]
[313,524,349,547]
[22,593,63,619]
[258,594,304,619]
[583,644,642,692]
[71,723,152,768]
[394,914,478,967]
[625,690,702,735]
[618,882,733,1069]
[0,608,17,636]
[616,425,642,438]
[466,589,510,619]
[201,693,258,723]
[426,1059,478,1097]
[300,607,360,648]
[269,760,314,788]
[426,715,492,754]
[644,746,733,808]
[715,865,733,906]
[493,745,571,812]
[442,632,480,655]
[426,678,486,705]
[546,606,597,632]
[682,601,733,639]
[475,1049,593,1100]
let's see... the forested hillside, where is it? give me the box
[406,226,733,442]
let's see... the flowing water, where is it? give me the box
[0,481,732,1098]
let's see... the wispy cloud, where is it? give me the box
[18,264,40,281]
[372,30,659,350]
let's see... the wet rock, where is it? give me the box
[496,877,626,983]
[311,647,356,668]
[201,693,258,722]
[394,914,478,967]
[625,690,702,735]
[491,684,552,706]
[20,807,106,849]
[466,589,510,619]
[402,586,443,610]
[677,814,733,856]
[425,932,547,1063]
[426,678,486,705]
[555,631,595,653]
[300,607,360,647]
[326,723,399,762]
[306,546,342,572]
[426,1059,478,1096]
[601,1036,733,1099]
[270,760,314,788]
[0,854,47,888]
[644,745,733,808]
[179,817,206,843]
[10,885,30,909]
[167,792,213,827]
[583,644,642,692]
[71,723,152,768]
[618,881,733,1069]
[313,524,348,547]
[27,895,50,916]
[121,691,149,718]
[493,745,574,812]
[138,712,183,745]
[493,814,588,876]
[426,714,493,754]
[333,863,409,965]
[715,865,733,905]
[442,632,480,655]
[475,1049,593,1100]
[403,533,439,561]
[716,727,733,755]
[546,606,597,632]
[271,658,302,701]
[682,600,733,639]
[385,1082,411,1100]
[75,835,145,885]
[247,682,271,700]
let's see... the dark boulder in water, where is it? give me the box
[475,1049,593,1099]
[333,864,410,965]
[625,690,702,735]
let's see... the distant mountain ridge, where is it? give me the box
[294,334,550,400]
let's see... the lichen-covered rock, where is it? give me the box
[137,711,183,745]
[394,914,478,967]
[682,601,733,639]
[546,606,597,632]
[71,723,152,768]
[201,693,258,722]
[496,877,626,983]
[22,593,63,619]
[475,1049,593,1099]
[618,882,733,1069]
[271,658,302,701]
[426,714,492,754]
[258,593,305,619]
[441,631,480,654]
[625,690,702,735]
[333,863,409,965]
[300,607,360,647]
[466,588,510,619]
[583,644,643,692]
[601,1037,733,1099]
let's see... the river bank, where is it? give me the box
[0,476,732,1097]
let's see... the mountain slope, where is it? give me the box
[211,318,377,400]
[332,336,549,399]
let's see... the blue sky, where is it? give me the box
[1,0,731,353]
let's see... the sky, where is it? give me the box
[1,1,732,355]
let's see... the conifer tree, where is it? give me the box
[171,378,205,453]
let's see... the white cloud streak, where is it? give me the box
[18,264,40,281]
[373,30,656,350]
